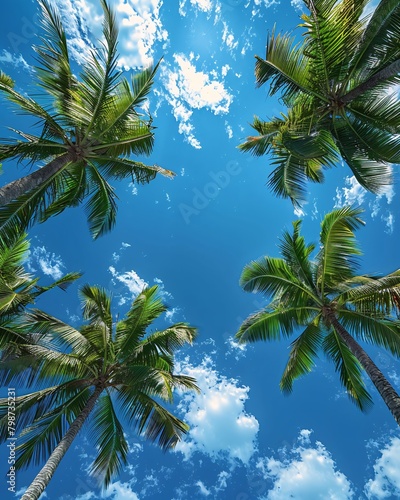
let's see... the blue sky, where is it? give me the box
[1,0,400,499]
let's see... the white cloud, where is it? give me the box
[161,54,233,148]
[291,0,304,10]
[128,183,138,195]
[0,49,30,71]
[225,121,233,139]
[175,356,259,464]
[179,0,214,16]
[29,246,65,280]
[165,307,180,323]
[75,493,95,500]
[222,22,238,52]
[109,266,148,297]
[153,277,173,300]
[104,480,139,500]
[54,0,167,68]
[225,337,247,360]
[121,242,131,248]
[52,0,96,65]
[365,436,400,499]
[334,176,367,208]
[382,211,395,234]
[257,430,354,499]
[334,177,395,232]
[196,480,211,496]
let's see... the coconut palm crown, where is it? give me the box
[0,0,174,239]
[236,206,400,424]
[0,285,198,500]
[0,230,80,349]
[240,0,400,205]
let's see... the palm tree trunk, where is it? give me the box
[329,314,400,425]
[341,59,400,104]
[0,152,73,207]
[21,385,103,500]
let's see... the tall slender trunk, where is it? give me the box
[341,59,400,104]
[0,152,73,207]
[21,385,103,500]
[328,313,400,426]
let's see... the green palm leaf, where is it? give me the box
[280,320,323,393]
[89,393,128,487]
[322,330,373,411]
[317,206,364,294]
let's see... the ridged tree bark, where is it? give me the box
[0,152,74,206]
[327,312,400,425]
[341,59,400,104]
[21,384,103,500]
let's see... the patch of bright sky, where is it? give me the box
[175,355,259,464]
[256,429,355,499]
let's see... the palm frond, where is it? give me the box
[235,306,317,344]
[89,393,128,487]
[278,219,316,291]
[34,0,76,114]
[79,0,120,139]
[118,389,189,450]
[79,284,112,330]
[93,156,174,182]
[240,256,318,304]
[14,387,92,470]
[322,329,373,411]
[280,320,323,393]
[338,309,400,358]
[317,205,364,294]
[256,30,314,102]
[84,162,118,239]
[115,286,166,355]
[347,0,400,84]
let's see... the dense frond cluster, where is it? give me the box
[0,284,198,488]
[236,206,400,413]
[0,0,171,239]
[240,0,400,203]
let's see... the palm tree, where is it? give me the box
[240,0,400,204]
[235,206,400,425]
[0,230,80,348]
[0,285,198,500]
[0,0,174,239]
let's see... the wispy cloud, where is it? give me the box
[0,49,30,71]
[335,176,395,233]
[28,246,65,280]
[334,176,367,207]
[160,53,233,148]
[108,266,148,302]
